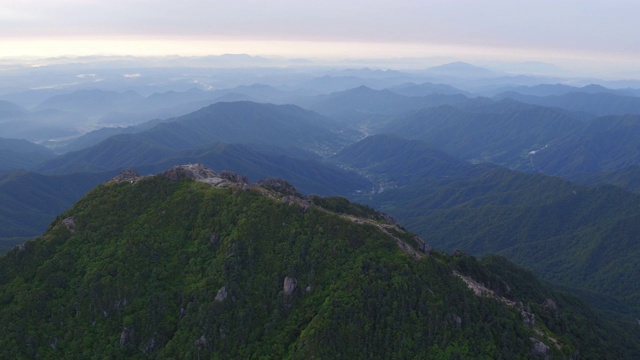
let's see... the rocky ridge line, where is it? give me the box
[108,164,431,259]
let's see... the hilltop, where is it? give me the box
[0,165,637,358]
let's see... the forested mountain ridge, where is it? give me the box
[382,101,583,167]
[529,114,640,176]
[35,101,356,174]
[0,141,371,252]
[1,165,637,358]
[493,91,640,117]
[0,138,56,171]
[336,135,640,321]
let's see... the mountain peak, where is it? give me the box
[0,162,635,358]
[109,168,141,184]
[162,164,249,189]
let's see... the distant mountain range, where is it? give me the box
[494,91,640,116]
[0,138,56,171]
[491,83,640,97]
[530,114,640,176]
[382,100,583,167]
[299,85,473,127]
[2,70,640,355]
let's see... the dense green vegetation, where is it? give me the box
[338,134,640,322]
[1,173,636,358]
[3,87,640,358]
[0,138,370,253]
[364,164,640,320]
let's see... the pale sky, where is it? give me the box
[0,0,638,73]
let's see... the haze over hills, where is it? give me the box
[388,82,469,97]
[35,101,356,174]
[577,165,640,193]
[494,91,640,117]
[0,138,56,171]
[333,134,475,184]
[35,89,144,115]
[530,114,640,176]
[490,83,640,97]
[3,0,640,354]
[2,56,640,356]
[382,100,583,167]
[0,100,26,117]
[299,85,473,129]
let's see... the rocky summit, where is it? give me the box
[0,166,636,359]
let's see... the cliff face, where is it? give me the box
[0,165,635,359]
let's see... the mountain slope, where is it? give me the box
[36,101,354,175]
[383,100,583,166]
[136,143,371,196]
[530,114,640,176]
[495,91,640,117]
[0,165,636,358]
[328,135,640,320]
[34,137,369,195]
[0,170,115,253]
[0,100,26,117]
[576,165,640,193]
[365,165,640,320]
[35,89,144,114]
[388,82,468,97]
[333,134,474,185]
[301,86,470,126]
[1,141,370,253]
[0,138,56,171]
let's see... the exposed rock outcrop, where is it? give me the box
[215,286,228,302]
[219,170,248,184]
[542,298,558,316]
[416,236,432,254]
[62,217,76,233]
[109,168,141,183]
[143,337,156,354]
[163,164,241,188]
[455,271,561,352]
[530,337,550,358]
[119,327,131,346]
[163,164,218,182]
[258,178,300,197]
[195,335,207,348]
[284,277,297,296]
[209,232,219,245]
